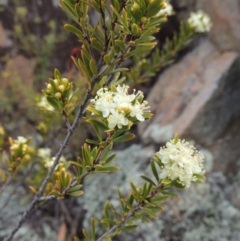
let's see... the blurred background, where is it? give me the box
[0,0,240,241]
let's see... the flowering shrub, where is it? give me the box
[0,1,212,241]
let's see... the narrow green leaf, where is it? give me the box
[100,143,113,162]
[118,225,138,232]
[108,67,129,75]
[91,38,104,52]
[172,180,186,189]
[94,165,120,173]
[145,209,158,219]
[68,190,84,197]
[151,161,159,182]
[89,59,98,75]
[46,97,63,110]
[151,195,170,203]
[104,201,110,219]
[141,175,156,186]
[67,184,83,193]
[86,139,99,145]
[82,229,91,241]
[114,39,126,51]
[113,133,135,143]
[103,153,117,164]
[54,68,62,80]
[161,178,172,185]
[87,119,108,131]
[74,236,80,241]
[91,218,96,239]
[60,0,77,21]
[103,54,112,65]
[64,24,83,38]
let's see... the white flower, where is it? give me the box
[37,96,55,112]
[130,100,150,122]
[188,10,212,33]
[156,139,205,188]
[90,85,151,129]
[108,110,129,129]
[157,1,174,17]
[44,155,67,169]
[37,148,51,159]
[15,136,28,144]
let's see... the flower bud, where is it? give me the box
[62,78,69,86]
[131,2,143,22]
[58,85,65,92]
[53,79,59,86]
[55,92,62,99]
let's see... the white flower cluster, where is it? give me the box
[188,10,212,33]
[156,139,205,188]
[90,85,151,129]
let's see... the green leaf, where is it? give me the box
[54,68,62,80]
[46,97,63,110]
[141,175,156,186]
[68,190,84,197]
[74,236,80,241]
[64,24,83,38]
[89,59,98,75]
[113,133,135,143]
[103,153,117,164]
[161,178,172,185]
[104,201,111,219]
[118,225,138,232]
[87,118,108,131]
[145,209,158,219]
[172,180,186,189]
[108,67,129,75]
[91,38,104,52]
[60,0,77,21]
[94,165,120,173]
[103,54,112,65]
[151,195,170,203]
[82,144,92,166]
[150,161,159,182]
[114,39,126,51]
[130,182,138,195]
[49,78,58,92]
[82,229,91,241]
[67,184,83,193]
[86,139,99,145]
[91,218,96,240]
[162,191,178,197]
[100,143,113,161]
